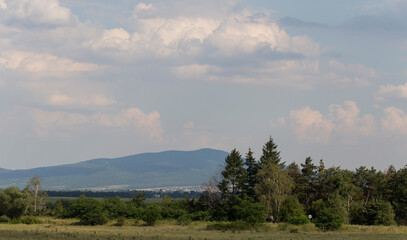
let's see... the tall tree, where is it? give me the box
[259,136,285,168]
[255,163,293,221]
[218,149,247,198]
[298,157,317,208]
[244,148,259,199]
[24,176,47,214]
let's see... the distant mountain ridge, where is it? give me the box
[0,149,228,190]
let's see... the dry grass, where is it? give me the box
[0,218,407,239]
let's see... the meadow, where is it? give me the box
[1,218,407,240]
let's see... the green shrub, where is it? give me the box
[102,197,127,219]
[190,211,211,221]
[289,213,309,225]
[0,187,29,219]
[126,206,145,219]
[0,215,10,223]
[80,211,109,226]
[9,218,21,224]
[279,196,304,222]
[20,216,40,224]
[233,199,266,225]
[142,204,161,226]
[176,214,191,226]
[314,208,342,231]
[116,216,126,226]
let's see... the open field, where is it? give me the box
[1,218,407,240]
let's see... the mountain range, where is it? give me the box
[0,149,228,190]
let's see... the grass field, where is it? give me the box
[1,218,407,240]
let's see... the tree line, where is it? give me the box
[1,136,407,230]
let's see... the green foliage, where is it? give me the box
[232,197,266,225]
[314,208,342,231]
[350,200,395,226]
[259,136,285,168]
[20,215,40,224]
[0,215,10,223]
[289,213,309,225]
[80,210,109,225]
[102,196,127,219]
[279,196,308,225]
[115,216,126,226]
[255,163,293,220]
[311,198,343,231]
[0,187,29,219]
[244,148,259,199]
[142,204,161,226]
[129,191,147,208]
[218,149,247,197]
[176,214,191,226]
[190,211,211,221]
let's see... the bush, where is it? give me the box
[0,215,10,223]
[102,197,127,219]
[314,208,342,231]
[142,205,161,226]
[126,205,145,219]
[279,196,308,225]
[0,187,29,219]
[20,216,40,224]
[176,214,191,226]
[80,211,109,225]
[350,200,396,226]
[233,198,266,225]
[289,213,309,225]
[116,216,126,226]
[190,211,211,221]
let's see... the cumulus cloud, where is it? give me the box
[285,101,376,143]
[0,51,99,74]
[1,0,78,27]
[376,82,407,100]
[85,6,320,60]
[290,106,335,143]
[33,108,164,141]
[382,107,407,135]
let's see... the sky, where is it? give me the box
[1,0,407,170]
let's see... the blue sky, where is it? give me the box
[1,0,407,170]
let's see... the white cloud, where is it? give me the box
[33,108,164,141]
[287,101,376,143]
[328,60,381,79]
[382,107,407,134]
[48,93,116,108]
[2,0,77,27]
[290,106,335,143]
[86,8,320,60]
[0,51,99,74]
[0,0,7,10]
[377,82,407,100]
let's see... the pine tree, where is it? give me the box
[218,149,247,198]
[259,136,285,168]
[244,148,259,199]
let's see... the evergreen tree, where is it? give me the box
[259,136,285,168]
[218,149,247,198]
[244,148,259,199]
[298,157,317,208]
